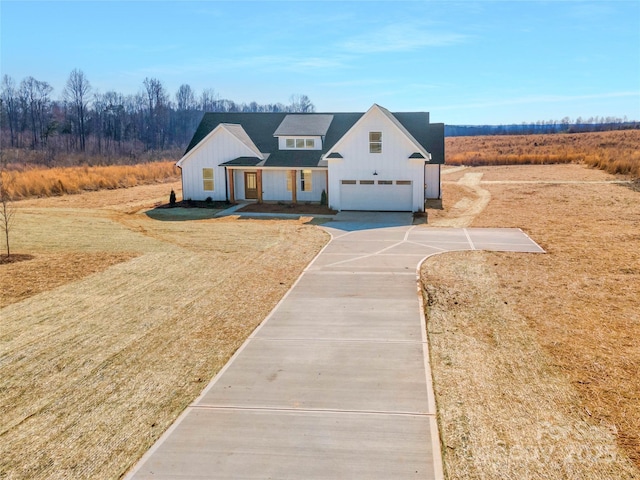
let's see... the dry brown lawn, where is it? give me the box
[423,164,640,479]
[0,183,328,479]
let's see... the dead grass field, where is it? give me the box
[446,129,640,177]
[1,161,180,200]
[0,183,328,479]
[423,164,640,478]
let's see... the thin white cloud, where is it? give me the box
[340,23,468,54]
[121,52,352,83]
[319,79,391,88]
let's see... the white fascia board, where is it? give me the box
[176,123,226,168]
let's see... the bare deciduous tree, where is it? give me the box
[199,88,219,111]
[20,76,53,150]
[289,94,315,113]
[176,84,196,111]
[63,69,91,151]
[1,75,20,148]
[0,154,16,258]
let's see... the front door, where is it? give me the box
[244,172,258,199]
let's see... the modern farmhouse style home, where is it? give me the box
[177,104,444,212]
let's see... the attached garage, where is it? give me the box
[340,180,413,211]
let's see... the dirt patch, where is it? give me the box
[237,202,337,215]
[427,172,490,227]
[0,252,138,307]
[0,253,34,265]
[422,164,640,476]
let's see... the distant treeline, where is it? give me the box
[446,119,639,137]
[0,70,315,166]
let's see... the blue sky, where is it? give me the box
[1,0,639,124]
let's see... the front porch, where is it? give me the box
[226,167,328,205]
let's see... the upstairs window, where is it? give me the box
[283,138,317,149]
[202,168,214,191]
[369,132,382,153]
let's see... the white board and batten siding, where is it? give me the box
[233,169,327,202]
[424,164,441,200]
[327,106,428,212]
[180,128,259,201]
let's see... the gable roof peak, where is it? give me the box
[323,103,431,160]
[219,123,263,159]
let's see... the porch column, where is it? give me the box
[228,169,235,203]
[291,170,297,204]
[257,169,263,204]
[325,170,329,205]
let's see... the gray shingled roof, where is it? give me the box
[183,110,445,166]
[273,114,334,136]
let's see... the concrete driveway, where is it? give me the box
[125,213,543,479]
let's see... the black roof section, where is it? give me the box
[184,111,444,165]
[425,123,445,164]
[220,157,263,167]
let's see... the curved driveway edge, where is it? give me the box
[125,212,543,479]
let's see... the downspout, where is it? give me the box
[423,161,426,211]
[224,166,229,202]
[177,163,184,202]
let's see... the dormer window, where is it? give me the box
[369,132,382,153]
[283,138,318,149]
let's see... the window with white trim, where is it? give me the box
[284,138,316,149]
[369,132,382,153]
[202,168,214,191]
[301,170,312,191]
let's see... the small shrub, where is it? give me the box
[205,196,213,204]
[169,189,176,206]
[320,189,327,205]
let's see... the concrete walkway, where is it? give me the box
[125,213,544,479]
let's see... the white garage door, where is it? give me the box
[340,180,413,211]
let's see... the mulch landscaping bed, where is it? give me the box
[237,203,336,215]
